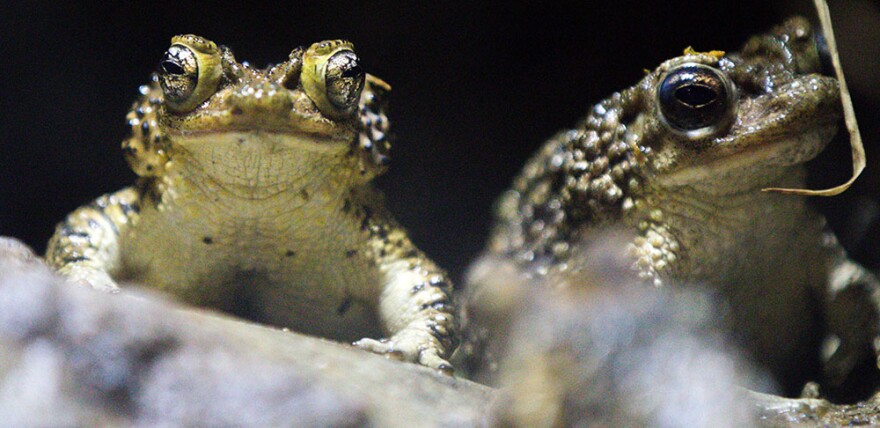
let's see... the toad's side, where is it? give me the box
[464,18,880,394]
[46,35,456,371]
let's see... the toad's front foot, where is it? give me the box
[57,265,120,293]
[354,328,454,374]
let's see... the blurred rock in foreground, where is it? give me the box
[464,229,880,427]
[7,232,880,428]
[0,237,494,427]
[465,231,768,427]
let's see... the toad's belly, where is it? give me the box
[117,202,384,342]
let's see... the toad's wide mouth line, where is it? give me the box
[659,116,840,187]
[161,108,360,141]
[167,129,354,151]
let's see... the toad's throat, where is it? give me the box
[168,131,357,201]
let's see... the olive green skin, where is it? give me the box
[47,35,456,372]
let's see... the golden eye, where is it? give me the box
[158,34,222,112]
[302,40,366,117]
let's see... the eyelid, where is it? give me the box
[163,35,223,112]
[301,40,360,117]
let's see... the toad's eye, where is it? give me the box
[656,63,736,139]
[302,40,366,118]
[158,35,222,113]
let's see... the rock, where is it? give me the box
[464,230,880,427]
[750,391,880,427]
[0,237,494,427]
[466,231,768,427]
[8,232,880,427]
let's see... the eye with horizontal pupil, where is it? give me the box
[156,35,223,113]
[325,50,365,112]
[302,40,365,118]
[160,58,186,75]
[158,45,199,106]
[657,64,734,136]
[675,85,717,107]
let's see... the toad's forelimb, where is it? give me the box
[46,187,141,292]
[353,223,457,372]
[822,251,880,386]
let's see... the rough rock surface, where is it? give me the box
[4,234,880,427]
[0,237,494,427]
[750,391,880,427]
[466,231,880,427]
[466,232,767,427]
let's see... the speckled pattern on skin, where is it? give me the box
[46,35,456,372]
[465,17,880,395]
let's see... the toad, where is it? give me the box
[47,35,456,371]
[464,17,880,394]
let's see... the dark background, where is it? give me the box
[2,0,879,284]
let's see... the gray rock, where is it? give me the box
[8,231,879,428]
[466,232,767,427]
[0,237,494,427]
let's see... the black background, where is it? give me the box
[2,1,879,284]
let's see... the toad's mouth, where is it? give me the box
[168,131,358,201]
[659,75,841,188]
[168,127,353,145]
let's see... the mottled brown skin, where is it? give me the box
[46,35,456,371]
[465,18,880,394]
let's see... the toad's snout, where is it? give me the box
[230,81,293,115]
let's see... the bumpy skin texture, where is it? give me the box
[465,17,880,394]
[46,35,456,371]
